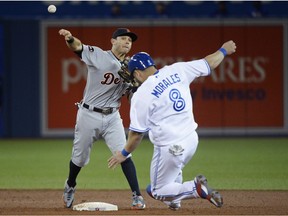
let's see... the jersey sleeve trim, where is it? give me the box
[129,126,149,133]
[203,59,211,75]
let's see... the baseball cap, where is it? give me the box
[112,28,138,42]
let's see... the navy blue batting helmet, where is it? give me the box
[128,52,155,74]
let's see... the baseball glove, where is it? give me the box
[118,57,133,83]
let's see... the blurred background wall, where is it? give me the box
[0,1,287,138]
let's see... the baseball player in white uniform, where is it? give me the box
[108,40,236,210]
[59,28,145,209]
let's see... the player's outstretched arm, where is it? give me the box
[58,29,82,52]
[108,131,144,169]
[204,40,237,70]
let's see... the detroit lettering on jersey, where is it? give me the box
[151,73,181,98]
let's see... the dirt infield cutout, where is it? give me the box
[0,189,287,215]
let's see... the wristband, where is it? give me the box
[219,48,227,57]
[66,37,74,44]
[121,149,130,157]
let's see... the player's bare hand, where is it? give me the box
[59,29,73,41]
[108,151,126,169]
[222,40,237,55]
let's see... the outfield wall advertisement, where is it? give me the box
[41,20,287,136]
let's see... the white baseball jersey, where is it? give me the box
[129,59,211,146]
[129,59,211,204]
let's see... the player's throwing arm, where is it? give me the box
[59,29,82,51]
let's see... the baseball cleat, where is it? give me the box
[168,201,181,211]
[147,184,181,210]
[131,192,146,210]
[63,180,76,208]
[194,174,223,207]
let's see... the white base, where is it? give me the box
[73,202,118,211]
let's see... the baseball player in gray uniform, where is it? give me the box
[108,41,236,210]
[59,28,145,209]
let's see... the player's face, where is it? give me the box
[133,70,144,84]
[113,36,132,55]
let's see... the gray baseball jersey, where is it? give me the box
[81,45,129,107]
[71,44,130,167]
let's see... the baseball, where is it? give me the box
[48,5,56,13]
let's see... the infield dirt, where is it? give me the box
[0,189,287,215]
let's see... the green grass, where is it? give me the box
[0,138,287,190]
